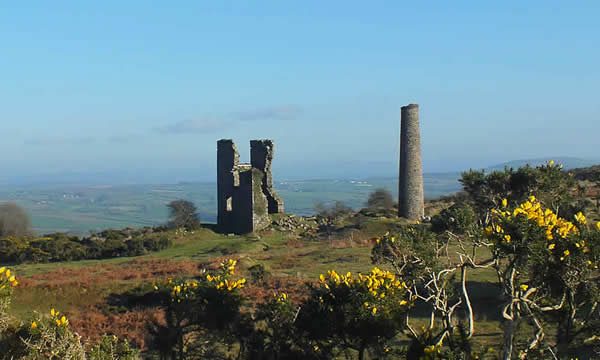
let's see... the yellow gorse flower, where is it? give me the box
[274,292,288,302]
[319,266,411,315]
[211,278,246,291]
[49,308,69,327]
[574,212,587,224]
[498,197,580,241]
[0,267,18,288]
[220,258,238,275]
[484,226,493,237]
[168,279,204,299]
[486,196,599,265]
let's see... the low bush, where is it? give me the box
[1,268,139,359]
[0,228,172,264]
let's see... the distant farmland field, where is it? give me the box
[0,173,461,235]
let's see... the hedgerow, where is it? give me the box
[0,228,171,264]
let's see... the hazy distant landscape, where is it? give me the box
[3,157,597,235]
[0,173,461,235]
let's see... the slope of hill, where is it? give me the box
[486,157,599,171]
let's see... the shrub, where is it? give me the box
[0,228,172,264]
[166,200,201,230]
[126,238,147,256]
[247,264,268,284]
[459,160,582,219]
[295,267,412,359]
[314,201,353,219]
[0,203,32,237]
[484,195,600,358]
[252,293,308,359]
[0,271,140,359]
[147,259,248,359]
[314,201,354,235]
[367,188,395,210]
[430,203,477,235]
[87,334,139,360]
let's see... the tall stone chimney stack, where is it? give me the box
[398,104,424,220]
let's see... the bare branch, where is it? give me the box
[461,265,474,339]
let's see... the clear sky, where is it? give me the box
[1,1,598,184]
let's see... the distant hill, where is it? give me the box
[486,157,600,172]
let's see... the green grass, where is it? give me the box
[3,219,542,355]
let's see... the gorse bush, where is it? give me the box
[0,228,171,264]
[365,161,600,359]
[0,268,139,360]
[0,266,18,336]
[147,259,249,359]
[147,259,413,360]
[430,203,477,235]
[484,195,600,358]
[296,268,412,359]
[87,335,139,360]
[459,161,585,220]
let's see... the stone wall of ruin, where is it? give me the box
[217,139,284,234]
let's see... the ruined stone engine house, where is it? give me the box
[217,139,284,234]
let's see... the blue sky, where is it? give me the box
[1,1,599,183]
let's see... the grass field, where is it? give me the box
[8,217,510,353]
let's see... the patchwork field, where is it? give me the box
[0,174,461,235]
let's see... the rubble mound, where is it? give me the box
[270,214,319,235]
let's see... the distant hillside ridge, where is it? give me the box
[569,165,600,182]
[486,157,600,171]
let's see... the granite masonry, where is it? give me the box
[217,139,284,234]
[398,104,425,220]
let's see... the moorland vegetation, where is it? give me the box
[1,161,600,359]
[0,199,202,264]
